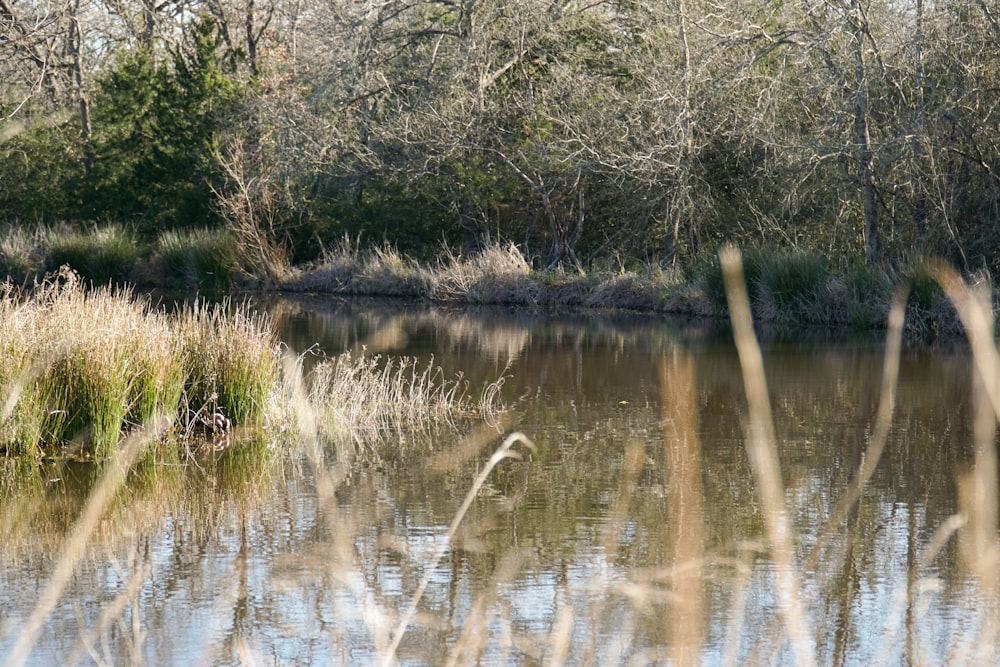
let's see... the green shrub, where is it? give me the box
[842,262,893,328]
[690,246,830,321]
[749,249,830,322]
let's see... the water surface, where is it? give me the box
[0,296,993,665]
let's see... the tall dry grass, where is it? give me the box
[283,349,506,463]
[283,236,430,296]
[175,298,278,429]
[429,243,539,304]
[0,270,183,457]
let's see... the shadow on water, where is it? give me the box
[0,293,994,665]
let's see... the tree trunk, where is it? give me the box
[68,2,93,177]
[666,0,694,267]
[851,0,880,264]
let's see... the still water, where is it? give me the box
[0,295,995,665]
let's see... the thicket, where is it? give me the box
[2,1,1000,279]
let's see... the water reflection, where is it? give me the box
[1,296,997,665]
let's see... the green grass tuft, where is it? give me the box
[43,225,143,285]
[176,299,279,428]
[153,227,240,290]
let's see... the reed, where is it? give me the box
[304,351,479,460]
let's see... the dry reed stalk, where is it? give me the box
[928,261,1000,662]
[804,286,907,574]
[719,244,816,667]
[660,350,707,665]
[2,414,169,667]
[380,431,535,667]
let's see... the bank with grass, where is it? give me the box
[0,224,974,341]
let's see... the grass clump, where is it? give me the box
[43,225,143,285]
[152,227,240,290]
[176,299,279,428]
[0,266,496,461]
[429,243,539,304]
[281,237,429,296]
[353,243,429,296]
[0,270,184,457]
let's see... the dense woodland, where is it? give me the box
[3,0,1000,275]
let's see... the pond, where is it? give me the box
[0,295,995,666]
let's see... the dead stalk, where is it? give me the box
[380,431,535,667]
[2,415,169,667]
[720,244,816,667]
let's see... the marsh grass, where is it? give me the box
[354,244,430,296]
[0,266,493,463]
[152,227,240,290]
[0,224,242,291]
[176,298,278,428]
[301,350,494,461]
[284,236,430,296]
[44,225,142,285]
[0,218,978,336]
[291,241,966,335]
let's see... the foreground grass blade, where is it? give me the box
[381,431,535,667]
[2,415,168,667]
[929,261,1000,661]
[720,244,816,667]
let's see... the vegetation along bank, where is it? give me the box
[4,1,996,337]
[0,269,495,460]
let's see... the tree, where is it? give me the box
[87,16,243,228]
